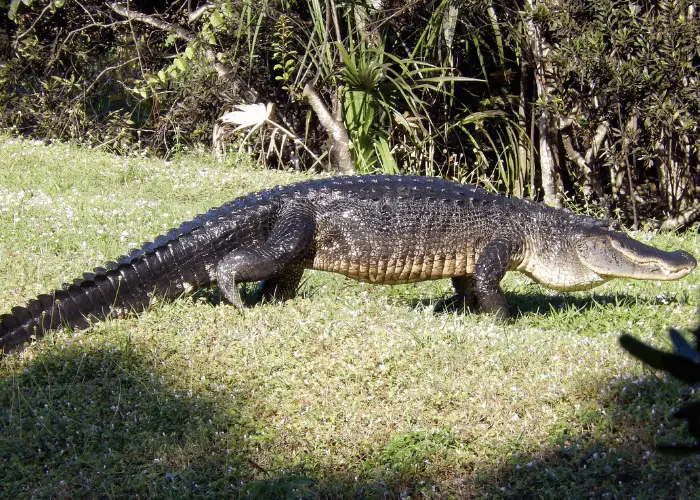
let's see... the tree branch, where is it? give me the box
[53,20,131,61]
[108,2,194,41]
[15,2,54,42]
[659,203,700,231]
[585,121,609,164]
[561,121,608,199]
[107,1,258,97]
[303,84,355,174]
[82,56,141,97]
[189,3,216,23]
[561,132,587,170]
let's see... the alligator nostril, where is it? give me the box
[678,251,697,268]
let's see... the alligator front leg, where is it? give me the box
[216,202,315,308]
[475,239,513,319]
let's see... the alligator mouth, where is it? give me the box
[610,238,697,279]
[577,234,697,281]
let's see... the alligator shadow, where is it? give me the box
[508,290,681,316]
[410,290,684,317]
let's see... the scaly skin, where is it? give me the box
[1,175,696,353]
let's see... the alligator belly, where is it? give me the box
[312,252,474,284]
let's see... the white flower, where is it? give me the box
[219,103,274,132]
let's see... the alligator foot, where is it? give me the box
[477,293,511,321]
[434,276,480,314]
[259,265,304,304]
[433,293,478,314]
[217,273,249,311]
[433,294,511,321]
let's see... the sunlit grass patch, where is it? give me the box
[1,137,699,497]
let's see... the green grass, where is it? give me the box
[1,137,699,498]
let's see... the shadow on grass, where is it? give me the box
[509,290,688,317]
[410,290,687,318]
[268,374,700,498]
[2,339,699,498]
[230,373,700,498]
[466,375,700,498]
[0,342,261,497]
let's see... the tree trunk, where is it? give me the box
[516,38,530,199]
[303,84,355,174]
[560,120,608,200]
[522,0,561,207]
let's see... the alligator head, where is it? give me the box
[519,227,697,291]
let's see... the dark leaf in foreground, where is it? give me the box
[619,328,700,454]
[670,328,700,363]
[655,444,700,455]
[619,334,700,384]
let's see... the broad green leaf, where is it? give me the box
[210,12,224,28]
[375,137,398,174]
[174,58,187,72]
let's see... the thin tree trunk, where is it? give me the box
[560,121,608,200]
[303,84,355,174]
[523,0,561,207]
[622,113,639,229]
[516,46,530,198]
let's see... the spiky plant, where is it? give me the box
[620,325,700,454]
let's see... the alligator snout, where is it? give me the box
[669,250,697,272]
[576,234,697,281]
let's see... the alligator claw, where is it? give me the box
[433,293,477,314]
[487,307,512,323]
[229,288,247,311]
[221,276,249,312]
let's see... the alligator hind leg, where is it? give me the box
[216,201,315,308]
[216,268,247,309]
[434,275,478,313]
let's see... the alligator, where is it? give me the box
[1,175,696,353]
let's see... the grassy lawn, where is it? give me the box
[1,137,699,498]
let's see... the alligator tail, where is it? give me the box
[0,232,211,354]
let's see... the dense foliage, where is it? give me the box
[0,0,698,226]
[543,0,700,226]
